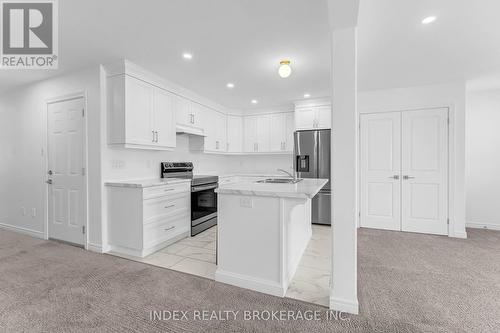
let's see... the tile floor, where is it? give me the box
[285,224,331,306]
[115,224,331,307]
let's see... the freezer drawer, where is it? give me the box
[312,191,331,225]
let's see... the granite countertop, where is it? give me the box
[216,178,328,199]
[105,178,191,188]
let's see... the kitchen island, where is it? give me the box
[215,177,328,297]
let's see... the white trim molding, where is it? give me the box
[215,269,285,297]
[0,223,46,240]
[86,242,103,253]
[466,221,500,231]
[330,296,359,315]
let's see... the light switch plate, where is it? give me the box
[240,197,253,208]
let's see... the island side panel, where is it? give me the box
[282,197,312,287]
[216,194,283,296]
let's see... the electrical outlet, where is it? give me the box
[31,208,36,217]
[240,197,253,208]
[111,160,126,169]
[21,207,26,216]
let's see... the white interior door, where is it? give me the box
[401,108,448,235]
[360,112,402,230]
[47,97,85,245]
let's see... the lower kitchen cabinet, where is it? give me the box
[106,182,191,257]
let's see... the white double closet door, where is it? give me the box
[360,108,448,235]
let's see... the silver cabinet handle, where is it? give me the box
[388,175,400,180]
[164,188,175,192]
[152,130,155,142]
[164,204,175,209]
[164,226,175,231]
[155,131,159,143]
[403,175,415,180]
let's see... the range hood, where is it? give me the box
[176,124,206,137]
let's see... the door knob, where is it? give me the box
[388,175,400,180]
[48,170,53,175]
[403,175,415,180]
[46,179,53,185]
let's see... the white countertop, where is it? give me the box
[216,178,328,199]
[105,178,191,188]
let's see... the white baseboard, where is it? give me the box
[466,221,500,231]
[0,223,46,240]
[86,242,103,253]
[449,229,468,239]
[215,269,285,297]
[330,296,359,315]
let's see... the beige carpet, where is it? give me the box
[1,228,499,332]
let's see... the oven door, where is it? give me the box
[191,183,218,236]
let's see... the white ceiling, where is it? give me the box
[2,0,500,109]
[357,0,500,91]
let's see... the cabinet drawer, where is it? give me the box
[143,193,189,223]
[143,183,190,200]
[143,215,189,248]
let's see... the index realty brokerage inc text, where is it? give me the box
[150,310,350,322]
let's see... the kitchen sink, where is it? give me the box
[256,178,303,184]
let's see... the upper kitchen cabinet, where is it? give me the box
[294,99,332,130]
[269,113,294,152]
[226,115,243,153]
[175,96,205,136]
[107,73,176,150]
[202,107,227,153]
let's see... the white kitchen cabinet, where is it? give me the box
[175,96,204,129]
[244,115,258,152]
[226,115,243,153]
[202,108,226,153]
[269,113,294,152]
[107,74,176,150]
[106,182,191,258]
[154,88,176,148]
[295,104,331,130]
[244,114,270,153]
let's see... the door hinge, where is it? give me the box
[447,218,450,225]
[82,109,85,117]
[447,117,450,125]
[82,167,86,176]
[82,226,86,234]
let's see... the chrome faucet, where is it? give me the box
[277,168,297,181]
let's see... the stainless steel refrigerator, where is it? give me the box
[294,129,331,225]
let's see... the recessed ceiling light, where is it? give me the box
[303,93,311,98]
[226,83,235,89]
[251,99,258,104]
[421,16,437,24]
[182,52,193,60]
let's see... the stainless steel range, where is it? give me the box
[161,162,218,236]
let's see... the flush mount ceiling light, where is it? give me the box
[226,82,235,89]
[421,16,437,24]
[251,99,258,104]
[303,93,311,98]
[182,52,193,60]
[278,60,292,78]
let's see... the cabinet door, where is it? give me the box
[125,76,154,145]
[153,88,176,148]
[284,112,295,152]
[175,95,191,126]
[216,112,227,152]
[316,105,332,129]
[191,102,203,128]
[203,108,217,151]
[256,115,270,152]
[227,115,242,152]
[269,113,285,152]
[295,107,315,130]
[243,116,258,152]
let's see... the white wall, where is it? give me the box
[358,82,468,238]
[465,90,500,230]
[0,67,103,246]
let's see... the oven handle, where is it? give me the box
[191,184,218,192]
